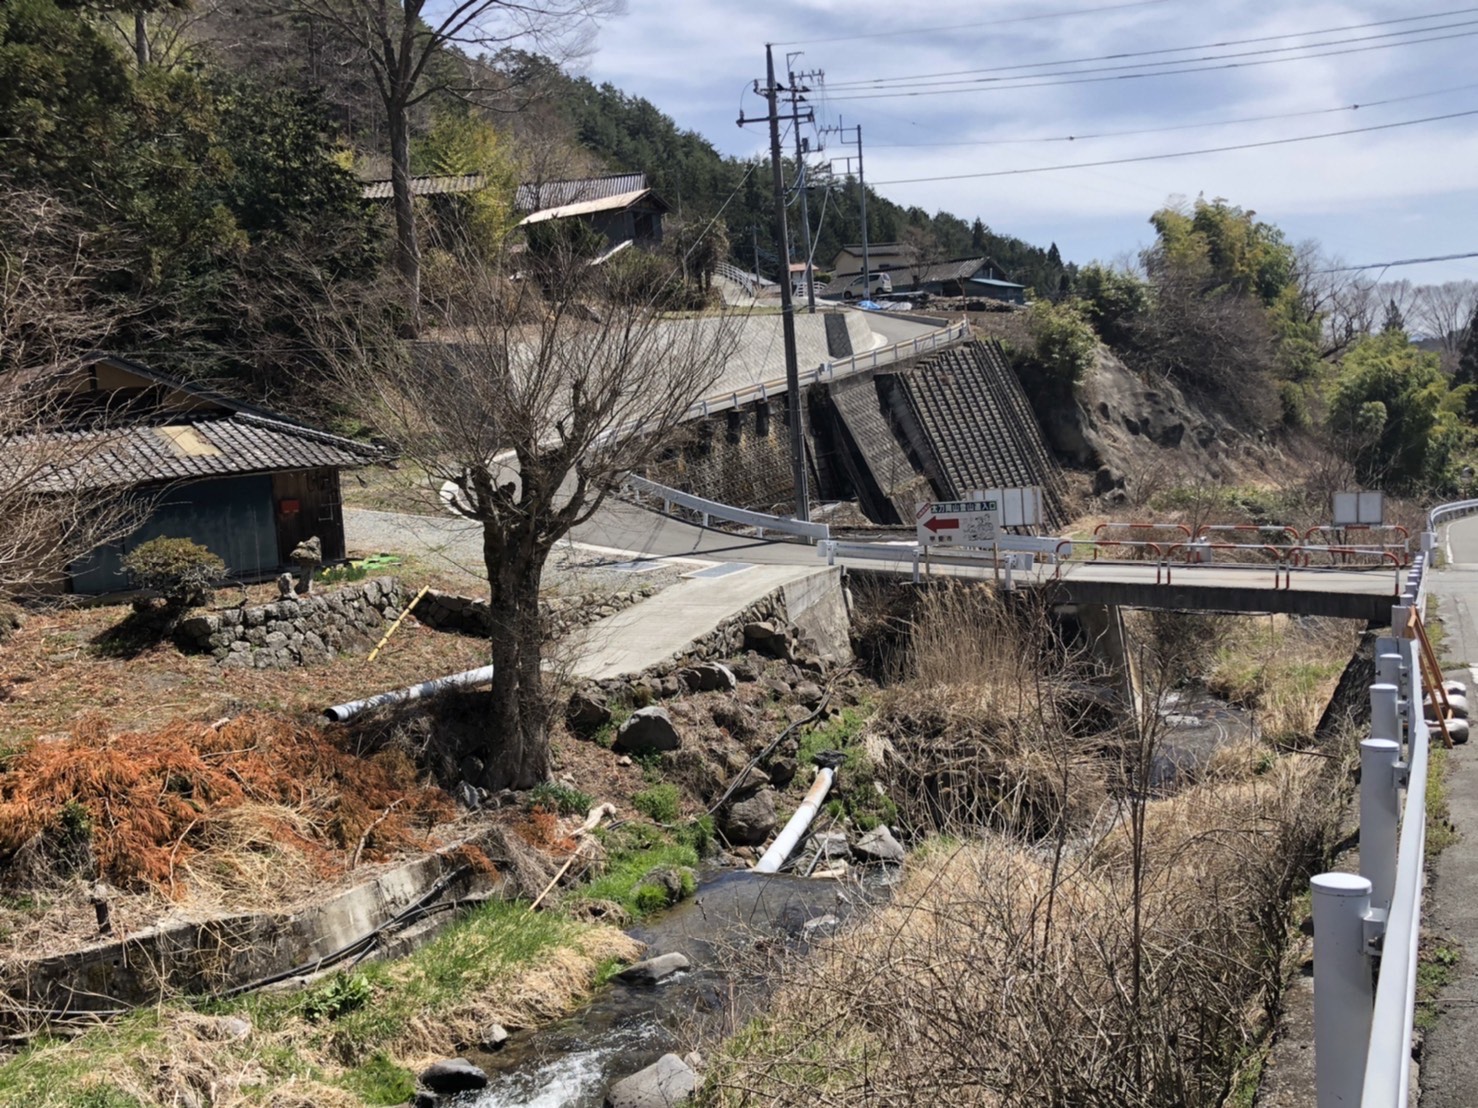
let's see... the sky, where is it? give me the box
[575,0,1478,282]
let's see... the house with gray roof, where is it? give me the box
[515,173,670,247]
[16,355,379,594]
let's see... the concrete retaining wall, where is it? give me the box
[8,839,506,1014]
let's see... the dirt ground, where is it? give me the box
[0,596,488,746]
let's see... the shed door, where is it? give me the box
[69,475,277,594]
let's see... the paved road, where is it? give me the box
[1417,514,1478,1108]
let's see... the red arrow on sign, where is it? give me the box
[923,516,960,534]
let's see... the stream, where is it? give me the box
[454,688,1251,1107]
[467,866,877,1108]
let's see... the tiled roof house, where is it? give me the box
[9,355,379,594]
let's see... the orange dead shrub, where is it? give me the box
[0,712,454,894]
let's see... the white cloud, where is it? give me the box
[581,0,1478,278]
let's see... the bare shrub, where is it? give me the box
[876,585,1113,837]
[702,751,1344,1108]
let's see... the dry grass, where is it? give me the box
[701,750,1341,1108]
[873,584,1115,836]
[0,596,488,746]
[0,900,641,1108]
[0,713,452,894]
[1204,614,1360,746]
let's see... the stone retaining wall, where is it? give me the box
[174,578,406,668]
[416,586,657,641]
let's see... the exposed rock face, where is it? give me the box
[721,786,778,846]
[419,1058,489,1093]
[617,952,691,984]
[604,1053,698,1108]
[743,620,790,658]
[613,707,682,754]
[1033,348,1273,494]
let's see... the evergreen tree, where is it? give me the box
[1383,298,1407,334]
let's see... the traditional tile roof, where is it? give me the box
[514,173,649,212]
[22,413,378,493]
[8,355,380,492]
[893,257,991,288]
[360,174,487,200]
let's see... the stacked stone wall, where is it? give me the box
[416,586,657,641]
[173,578,406,668]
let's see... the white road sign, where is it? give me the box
[915,498,1001,546]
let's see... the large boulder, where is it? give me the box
[604,1053,699,1108]
[616,952,691,985]
[681,663,738,693]
[419,1058,488,1093]
[721,787,777,846]
[568,686,613,731]
[613,707,682,755]
[742,621,790,658]
[852,824,905,863]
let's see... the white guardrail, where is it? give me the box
[683,318,971,422]
[818,536,1067,584]
[1312,517,1448,1108]
[623,474,830,542]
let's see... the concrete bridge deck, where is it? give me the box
[572,501,1405,623]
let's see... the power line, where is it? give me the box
[867,108,1478,184]
[1317,252,1478,274]
[772,0,1180,48]
[823,7,1478,89]
[867,81,1478,148]
[824,29,1478,100]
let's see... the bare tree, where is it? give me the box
[319,240,738,787]
[1411,280,1478,367]
[278,0,625,325]
[0,187,144,594]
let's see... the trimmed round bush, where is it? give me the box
[123,536,225,612]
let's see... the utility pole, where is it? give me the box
[821,117,869,298]
[787,56,824,315]
[739,44,813,521]
[751,224,760,291]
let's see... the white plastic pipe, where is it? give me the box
[1312,871,1374,1108]
[324,665,496,722]
[753,767,835,875]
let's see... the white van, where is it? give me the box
[841,271,893,300]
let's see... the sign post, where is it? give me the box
[915,498,1002,548]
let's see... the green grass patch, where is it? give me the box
[1224,1037,1272,1108]
[527,781,595,816]
[1416,942,1462,1032]
[572,828,699,919]
[340,1051,416,1105]
[1427,745,1459,857]
[590,702,634,748]
[0,1012,164,1107]
[632,782,681,824]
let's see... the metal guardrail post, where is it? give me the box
[1312,871,1375,1108]
[1375,644,1403,688]
[1360,732,1400,915]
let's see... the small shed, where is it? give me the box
[21,355,379,595]
[515,173,670,247]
